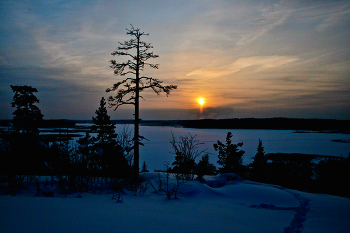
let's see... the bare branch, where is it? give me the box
[106,79,132,92]
[107,25,177,107]
[145,63,159,69]
[139,76,178,96]
[111,51,136,60]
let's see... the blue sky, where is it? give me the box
[1,0,349,120]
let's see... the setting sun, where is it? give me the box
[198,98,205,105]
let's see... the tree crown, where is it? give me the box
[10,85,43,134]
[106,25,177,110]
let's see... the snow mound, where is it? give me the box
[205,173,243,188]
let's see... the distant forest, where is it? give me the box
[1,118,349,132]
[141,118,350,132]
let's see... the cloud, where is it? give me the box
[186,56,298,78]
[315,3,350,31]
[287,1,350,32]
[236,0,293,46]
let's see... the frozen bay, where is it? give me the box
[108,125,350,171]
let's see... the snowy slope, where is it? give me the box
[0,173,349,233]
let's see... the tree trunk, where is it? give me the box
[134,36,140,181]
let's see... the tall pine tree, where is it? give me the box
[107,25,177,180]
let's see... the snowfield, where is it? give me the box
[1,173,349,233]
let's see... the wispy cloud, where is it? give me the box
[315,3,350,31]
[287,1,350,32]
[236,0,293,46]
[186,56,298,78]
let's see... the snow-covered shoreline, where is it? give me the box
[1,173,349,233]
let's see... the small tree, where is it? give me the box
[10,85,43,134]
[92,97,117,146]
[76,132,95,176]
[214,132,245,175]
[107,25,177,180]
[170,133,205,180]
[158,162,184,200]
[48,140,75,194]
[141,161,149,172]
[251,138,267,181]
[91,97,130,179]
[197,154,216,179]
[116,126,134,167]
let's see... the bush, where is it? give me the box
[170,133,205,180]
[214,132,245,176]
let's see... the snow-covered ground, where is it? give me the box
[1,173,349,233]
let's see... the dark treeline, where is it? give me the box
[258,153,350,197]
[141,118,350,132]
[0,119,75,128]
[3,118,348,132]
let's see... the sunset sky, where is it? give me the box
[1,0,349,120]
